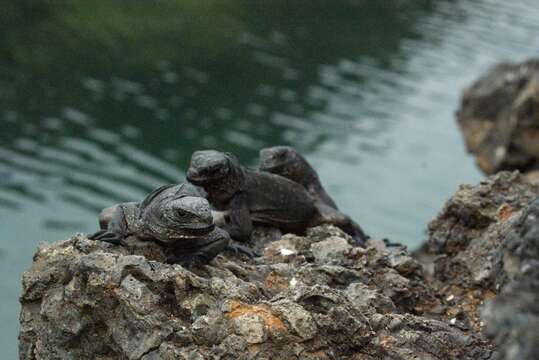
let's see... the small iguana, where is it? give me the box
[259,146,368,243]
[89,183,230,265]
[259,145,338,209]
[186,150,366,245]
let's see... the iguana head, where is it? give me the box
[144,195,215,239]
[259,146,314,183]
[187,150,239,185]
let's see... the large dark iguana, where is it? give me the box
[259,146,368,244]
[186,150,366,245]
[259,145,338,209]
[89,183,230,265]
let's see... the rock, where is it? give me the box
[421,171,539,359]
[19,225,490,359]
[344,282,396,314]
[482,197,539,360]
[523,169,539,185]
[427,171,538,287]
[457,58,539,175]
[23,171,539,358]
[231,311,268,344]
[309,236,352,264]
[482,263,539,360]
[18,171,534,359]
[423,172,538,334]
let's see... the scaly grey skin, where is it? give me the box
[258,146,368,245]
[259,145,337,209]
[187,150,317,241]
[89,183,230,265]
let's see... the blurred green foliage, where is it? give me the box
[0,0,247,73]
[0,0,435,75]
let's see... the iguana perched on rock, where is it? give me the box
[259,145,367,243]
[186,150,366,245]
[259,145,338,209]
[89,183,230,265]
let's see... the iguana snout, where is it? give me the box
[187,150,231,184]
[162,196,214,233]
[259,146,295,173]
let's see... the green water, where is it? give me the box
[1,1,539,357]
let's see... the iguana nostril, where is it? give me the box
[186,168,198,180]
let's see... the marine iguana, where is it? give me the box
[89,183,230,265]
[186,150,366,245]
[259,146,368,243]
[259,145,337,209]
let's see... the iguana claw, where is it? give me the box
[228,243,259,258]
[88,230,126,246]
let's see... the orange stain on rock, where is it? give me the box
[248,344,261,354]
[497,203,515,221]
[304,350,329,359]
[264,272,289,292]
[225,301,287,332]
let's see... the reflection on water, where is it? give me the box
[1,0,539,357]
[0,1,438,224]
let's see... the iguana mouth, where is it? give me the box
[186,171,226,185]
[178,223,215,235]
[260,158,295,172]
[259,163,284,173]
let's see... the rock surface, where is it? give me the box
[424,172,538,333]
[482,196,539,360]
[457,58,539,175]
[427,171,538,287]
[20,171,539,359]
[423,171,539,359]
[19,225,491,359]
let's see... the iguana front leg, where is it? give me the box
[98,205,118,229]
[227,242,259,258]
[89,230,125,245]
[223,194,253,242]
[167,227,230,267]
[89,205,128,246]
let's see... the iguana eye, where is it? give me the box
[176,209,187,217]
[209,165,221,174]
